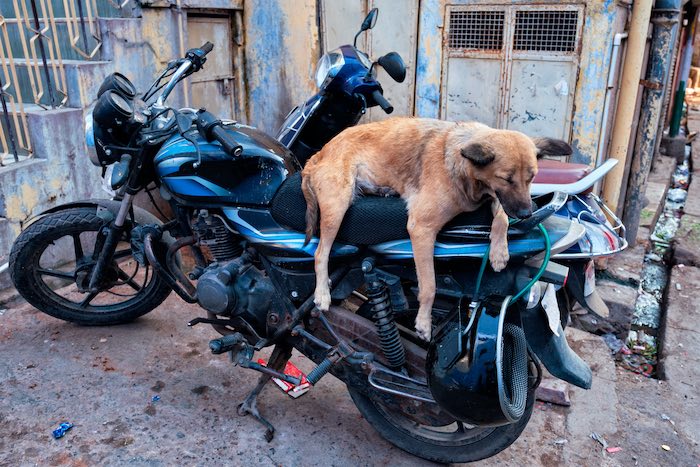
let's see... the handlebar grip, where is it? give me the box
[211,126,243,157]
[200,42,214,54]
[196,109,242,157]
[372,90,394,114]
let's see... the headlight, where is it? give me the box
[85,111,100,166]
[315,49,345,88]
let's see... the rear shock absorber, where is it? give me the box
[363,259,406,370]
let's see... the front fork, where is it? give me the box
[88,193,133,292]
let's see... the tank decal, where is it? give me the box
[164,176,233,197]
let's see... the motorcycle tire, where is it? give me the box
[347,387,535,464]
[10,207,171,325]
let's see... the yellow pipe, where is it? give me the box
[601,0,654,214]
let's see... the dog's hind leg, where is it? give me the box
[489,200,510,272]
[313,183,353,311]
[408,221,438,341]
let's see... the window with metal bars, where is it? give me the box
[448,10,505,51]
[513,10,579,53]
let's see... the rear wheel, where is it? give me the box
[348,387,535,463]
[10,207,171,325]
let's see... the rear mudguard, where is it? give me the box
[521,307,592,389]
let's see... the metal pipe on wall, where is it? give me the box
[669,7,698,137]
[601,0,654,215]
[596,32,628,169]
[622,2,682,244]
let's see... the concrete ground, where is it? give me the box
[1,293,698,466]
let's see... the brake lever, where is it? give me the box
[175,110,203,168]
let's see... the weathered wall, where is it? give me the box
[0,107,101,274]
[414,0,621,165]
[243,0,320,133]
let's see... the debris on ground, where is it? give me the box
[602,333,625,354]
[535,378,571,406]
[152,395,161,402]
[661,413,676,426]
[606,446,623,454]
[257,359,311,398]
[619,331,658,378]
[661,444,671,451]
[590,432,608,449]
[52,422,73,439]
[553,438,568,446]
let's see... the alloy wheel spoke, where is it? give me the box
[116,267,142,292]
[72,234,84,260]
[36,268,75,280]
[79,291,99,308]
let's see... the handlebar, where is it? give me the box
[200,41,213,54]
[371,90,393,114]
[154,42,214,106]
[196,109,243,157]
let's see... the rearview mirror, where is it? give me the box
[361,8,379,31]
[378,52,406,83]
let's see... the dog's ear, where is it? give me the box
[460,142,495,167]
[531,137,573,159]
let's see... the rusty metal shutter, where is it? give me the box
[442,4,583,149]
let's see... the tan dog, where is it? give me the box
[302,117,571,340]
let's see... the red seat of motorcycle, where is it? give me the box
[534,159,591,185]
[271,173,494,246]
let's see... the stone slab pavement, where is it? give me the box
[1,295,698,466]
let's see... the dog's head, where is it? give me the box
[460,131,572,219]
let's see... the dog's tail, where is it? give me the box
[302,174,318,246]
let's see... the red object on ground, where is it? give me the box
[606,447,623,454]
[257,359,311,398]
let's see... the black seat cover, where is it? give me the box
[270,173,493,246]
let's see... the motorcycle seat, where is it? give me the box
[534,159,591,185]
[270,173,493,246]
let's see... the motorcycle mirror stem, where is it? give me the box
[353,7,379,47]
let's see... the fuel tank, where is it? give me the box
[154,123,299,206]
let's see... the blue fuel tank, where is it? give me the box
[154,123,298,206]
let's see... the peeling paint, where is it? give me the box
[244,0,319,133]
[569,0,618,164]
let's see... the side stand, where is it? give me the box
[237,343,293,442]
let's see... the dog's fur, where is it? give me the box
[302,117,572,340]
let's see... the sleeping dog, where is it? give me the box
[302,117,571,340]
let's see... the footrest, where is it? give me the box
[368,367,435,403]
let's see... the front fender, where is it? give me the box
[25,199,164,231]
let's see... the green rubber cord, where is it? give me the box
[471,222,551,307]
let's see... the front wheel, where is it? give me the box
[9,207,172,325]
[347,387,535,463]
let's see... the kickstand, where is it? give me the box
[237,344,293,442]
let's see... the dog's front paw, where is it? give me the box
[489,246,510,272]
[414,314,432,341]
[314,288,331,311]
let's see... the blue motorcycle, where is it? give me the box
[9,9,624,463]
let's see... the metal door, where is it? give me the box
[442,4,583,146]
[321,0,419,120]
[187,14,237,119]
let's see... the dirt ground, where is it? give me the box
[0,293,698,466]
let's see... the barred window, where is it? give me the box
[513,10,579,52]
[448,10,505,51]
